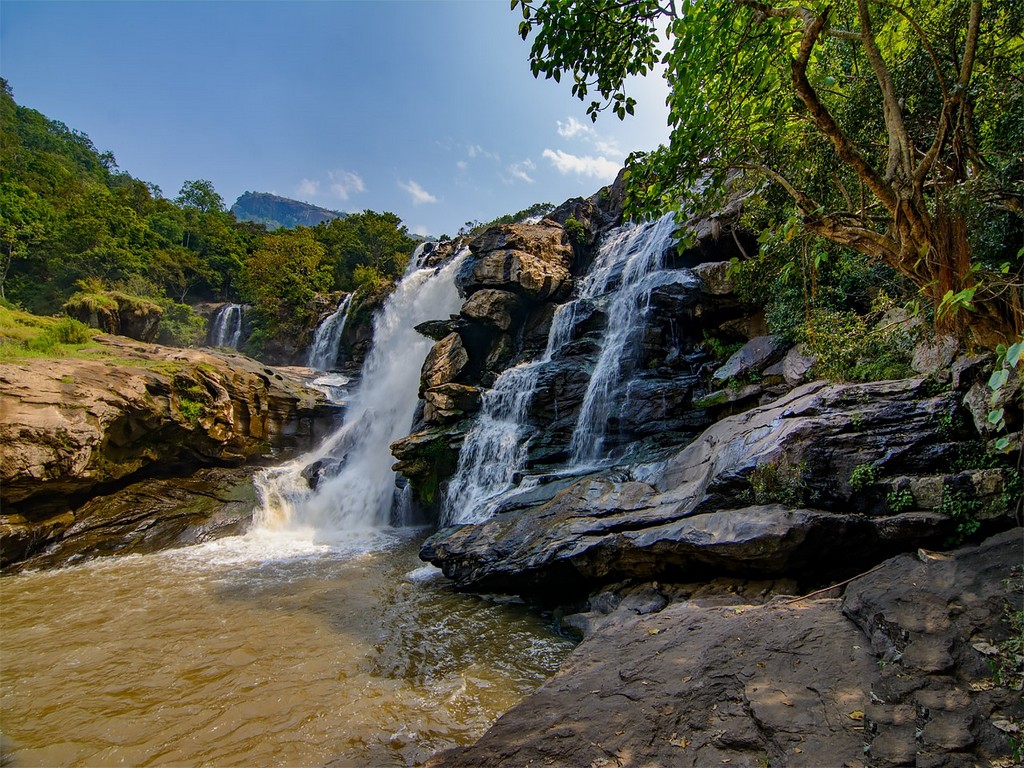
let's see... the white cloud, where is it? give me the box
[594,139,625,158]
[456,160,468,171]
[542,149,620,181]
[557,116,593,139]
[411,223,432,237]
[328,170,365,201]
[467,144,500,162]
[506,159,536,184]
[295,178,320,198]
[399,179,438,205]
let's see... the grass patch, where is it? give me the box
[0,306,101,361]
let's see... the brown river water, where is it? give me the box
[0,530,575,767]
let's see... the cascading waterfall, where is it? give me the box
[568,212,679,462]
[443,212,680,525]
[209,303,246,349]
[441,359,545,526]
[307,293,353,370]
[253,247,468,538]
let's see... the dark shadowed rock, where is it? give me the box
[1,466,259,572]
[712,333,787,383]
[420,379,978,596]
[414,318,464,341]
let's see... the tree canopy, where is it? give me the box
[514,0,1023,346]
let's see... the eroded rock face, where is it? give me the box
[425,530,1024,768]
[1,466,258,571]
[0,335,332,570]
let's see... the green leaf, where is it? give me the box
[987,407,1004,425]
[988,368,1009,391]
[1006,341,1023,368]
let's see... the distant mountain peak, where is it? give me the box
[231,192,347,229]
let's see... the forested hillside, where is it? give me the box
[0,80,418,354]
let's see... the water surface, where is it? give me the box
[1,531,574,767]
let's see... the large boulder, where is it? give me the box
[711,333,787,383]
[457,221,574,301]
[420,332,469,390]
[460,289,523,331]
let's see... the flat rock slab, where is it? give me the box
[426,530,1024,768]
[428,597,877,768]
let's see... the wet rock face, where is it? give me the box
[425,530,1024,768]
[0,335,332,570]
[419,378,1018,598]
[0,466,259,572]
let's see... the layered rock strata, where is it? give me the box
[0,335,334,570]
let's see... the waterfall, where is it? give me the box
[442,298,583,525]
[307,294,353,370]
[253,246,468,538]
[441,360,545,526]
[568,212,679,462]
[209,303,246,349]
[442,212,680,525]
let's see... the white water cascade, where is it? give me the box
[442,212,680,525]
[568,212,680,462]
[253,248,468,540]
[209,303,246,349]
[306,293,353,370]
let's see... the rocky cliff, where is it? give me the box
[387,179,1022,766]
[0,335,336,570]
[400,182,1019,602]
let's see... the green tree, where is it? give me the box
[514,0,1023,346]
[239,229,331,326]
[176,179,224,214]
[314,210,416,289]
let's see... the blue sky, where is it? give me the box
[1,0,670,237]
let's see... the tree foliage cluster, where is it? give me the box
[514,0,1023,349]
[0,80,418,352]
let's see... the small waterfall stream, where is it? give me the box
[443,212,680,525]
[208,303,246,349]
[568,212,679,462]
[306,293,353,371]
